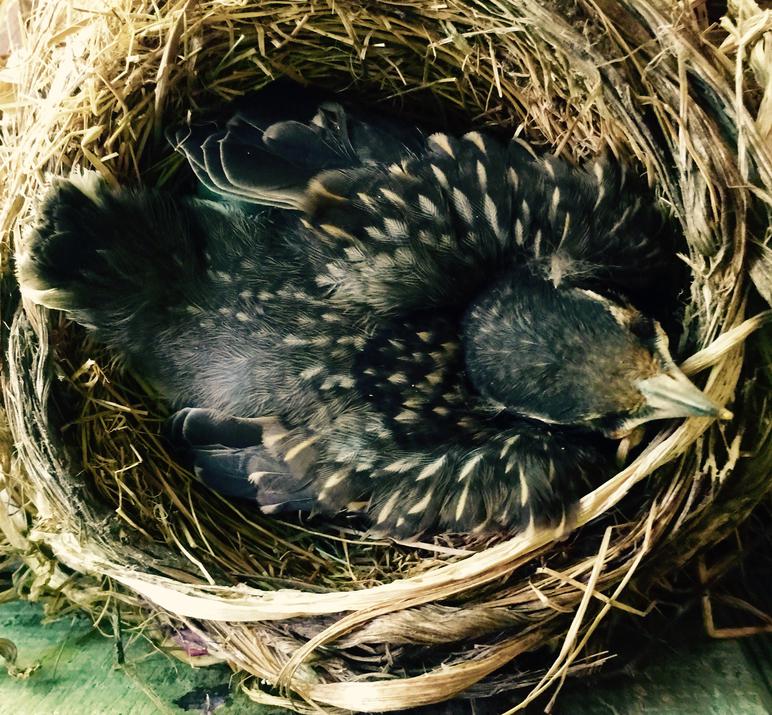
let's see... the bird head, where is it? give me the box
[462,267,731,438]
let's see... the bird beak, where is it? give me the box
[636,367,733,423]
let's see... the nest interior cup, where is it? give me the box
[1,1,771,712]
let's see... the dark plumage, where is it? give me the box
[17,83,731,538]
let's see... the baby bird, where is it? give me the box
[17,83,731,538]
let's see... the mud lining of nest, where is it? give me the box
[1,0,771,712]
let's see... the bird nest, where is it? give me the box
[1,0,771,711]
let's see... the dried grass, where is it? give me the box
[0,0,770,711]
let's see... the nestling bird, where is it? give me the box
[17,83,732,538]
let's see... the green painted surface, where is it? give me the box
[0,600,260,714]
[558,634,772,715]
[1,599,771,714]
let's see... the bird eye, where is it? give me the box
[628,314,656,341]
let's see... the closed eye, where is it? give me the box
[628,314,657,342]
